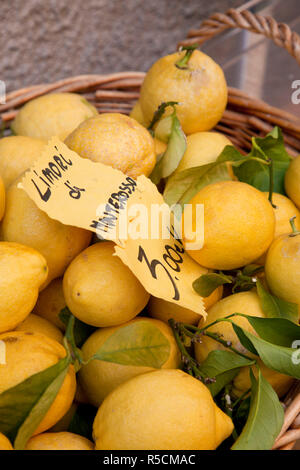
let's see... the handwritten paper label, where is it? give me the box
[20,138,206,318]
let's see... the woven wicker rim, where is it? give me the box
[1,8,300,450]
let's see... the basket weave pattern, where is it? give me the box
[0,8,299,450]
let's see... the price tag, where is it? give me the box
[20,138,206,318]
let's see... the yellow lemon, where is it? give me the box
[183,181,275,270]
[25,432,94,450]
[79,317,181,406]
[0,433,13,450]
[154,138,167,157]
[15,313,64,343]
[63,241,150,327]
[174,131,232,173]
[33,278,66,331]
[93,369,233,450]
[11,93,98,141]
[0,175,5,221]
[265,229,300,310]
[65,113,155,178]
[0,242,48,333]
[1,177,92,285]
[139,50,227,135]
[195,291,294,397]
[148,286,223,325]
[256,193,300,264]
[285,155,300,208]
[266,193,300,238]
[129,101,149,127]
[0,136,46,188]
[0,331,76,434]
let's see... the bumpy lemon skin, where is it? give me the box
[195,291,294,397]
[33,278,66,331]
[11,93,98,141]
[93,369,233,450]
[285,155,300,209]
[148,286,223,325]
[265,233,300,311]
[140,50,227,135]
[0,331,76,435]
[183,181,275,270]
[15,313,64,344]
[0,433,13,450]
[1,177,92,285]
[79,317,181,407]
[0,136,46,188]
[0,175,5,221]
[25,432,94,450]
[0,242,48,333]
[256,193,300,264]
[63,241,150,327]
[65,113,156,178]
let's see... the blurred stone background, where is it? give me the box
[1,0,244,91]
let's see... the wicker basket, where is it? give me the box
[1,8,300,450]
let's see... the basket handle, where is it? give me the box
[178,8,300,65]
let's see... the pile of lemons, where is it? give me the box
[0,48,299,451]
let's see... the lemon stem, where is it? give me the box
[267,159,276,208]
[175,44,199,70]
[169,319,213,383]
[64,313,84,369]
[147,101,178,132]
[289,216,300,236]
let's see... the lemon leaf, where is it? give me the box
[234,127,291,195]
[14,364,69,450]
[150,115,186,185]
[59,307,96,347]
[192,273,233,297]
[256,280,299,323]
[0,356,70,447]
[231,321,300,378]
[163,145,246,207]
[91,320,171,368]
[233,314,300,347]
[199,350,255,396]
[232,368,284,450]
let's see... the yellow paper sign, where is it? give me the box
[20,138,206,318]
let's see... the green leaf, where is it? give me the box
[150,115,186,185]
[163,162,229,207]
[232,368,284,450]
[163,145,247,207]
[0,357,70,447]
[14,364,69,450]
[242,264,264,277]
[234,127,291,195]
[153,115,173,142]
[231,322,300,378]
[148,102,178,135]
[236,314,300,347]
[256,280,299,323]
[59,307,96,347]
[192,273,233,297]
[91,320,171,368]
[199,350,255,396]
